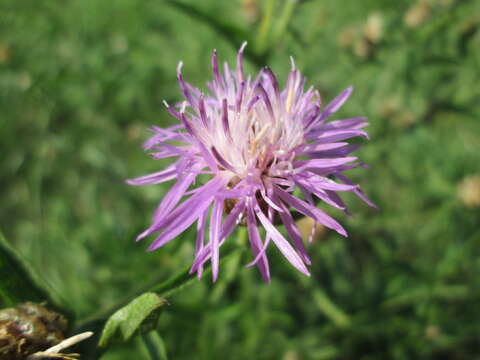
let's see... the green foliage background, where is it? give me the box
[1,0,479,358]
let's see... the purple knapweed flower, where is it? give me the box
[128,43,375,282]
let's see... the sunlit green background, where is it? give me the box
[1,0,480,358]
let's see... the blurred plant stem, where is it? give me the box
[138,331,169,360]
[256,0,276,54]
[313,289,351,328]
[271,0,297,46]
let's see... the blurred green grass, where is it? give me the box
[1,0,480,359]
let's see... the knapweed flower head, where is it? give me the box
[128,43,375,282]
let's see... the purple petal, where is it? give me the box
[307,162,365,176]
[198,95,209,128]
[142,176,226,245]
[221,98,231,140]
[256,82,274,120]
[323,117,368,130]
[216,187,249,199]
[318,86,353,122]
[147,198,213,251]
[177,62,197,108]
[236,41,247,82]
[301,142,349,153]
[196,141,218,171]
[211,49,222,89]
[152,170,197,223]
[260,186,283,212]
[263,67,280,100]
[274,186,348,237]
[164,101,196,136]
[190,199,246,274]
[335,173,378,209]
[303,144,362,158]
[194,210,208,279]
[294,178,347,211]
[246,188,276,267]
[143,124,191,146]
[304,104,321,129]
[126,166,178,186]
[247,95,260,113]
[295,157,358,171]
[246,200,271,282]
[236,81,245,113]
[298,173,358,191]
[219,199,246,241]
[277,201,311,265]
[149,143,193,160]
[325,190,352,216]
[211,146,235,172]
[223,61,234,92]
[179,111,196,137]
[143,125,185,149]
[253,200,310,276]
[305,129,369,142]
[209,199,224,281]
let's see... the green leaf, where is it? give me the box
[98,292,168,348]
[0,230,54,308]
